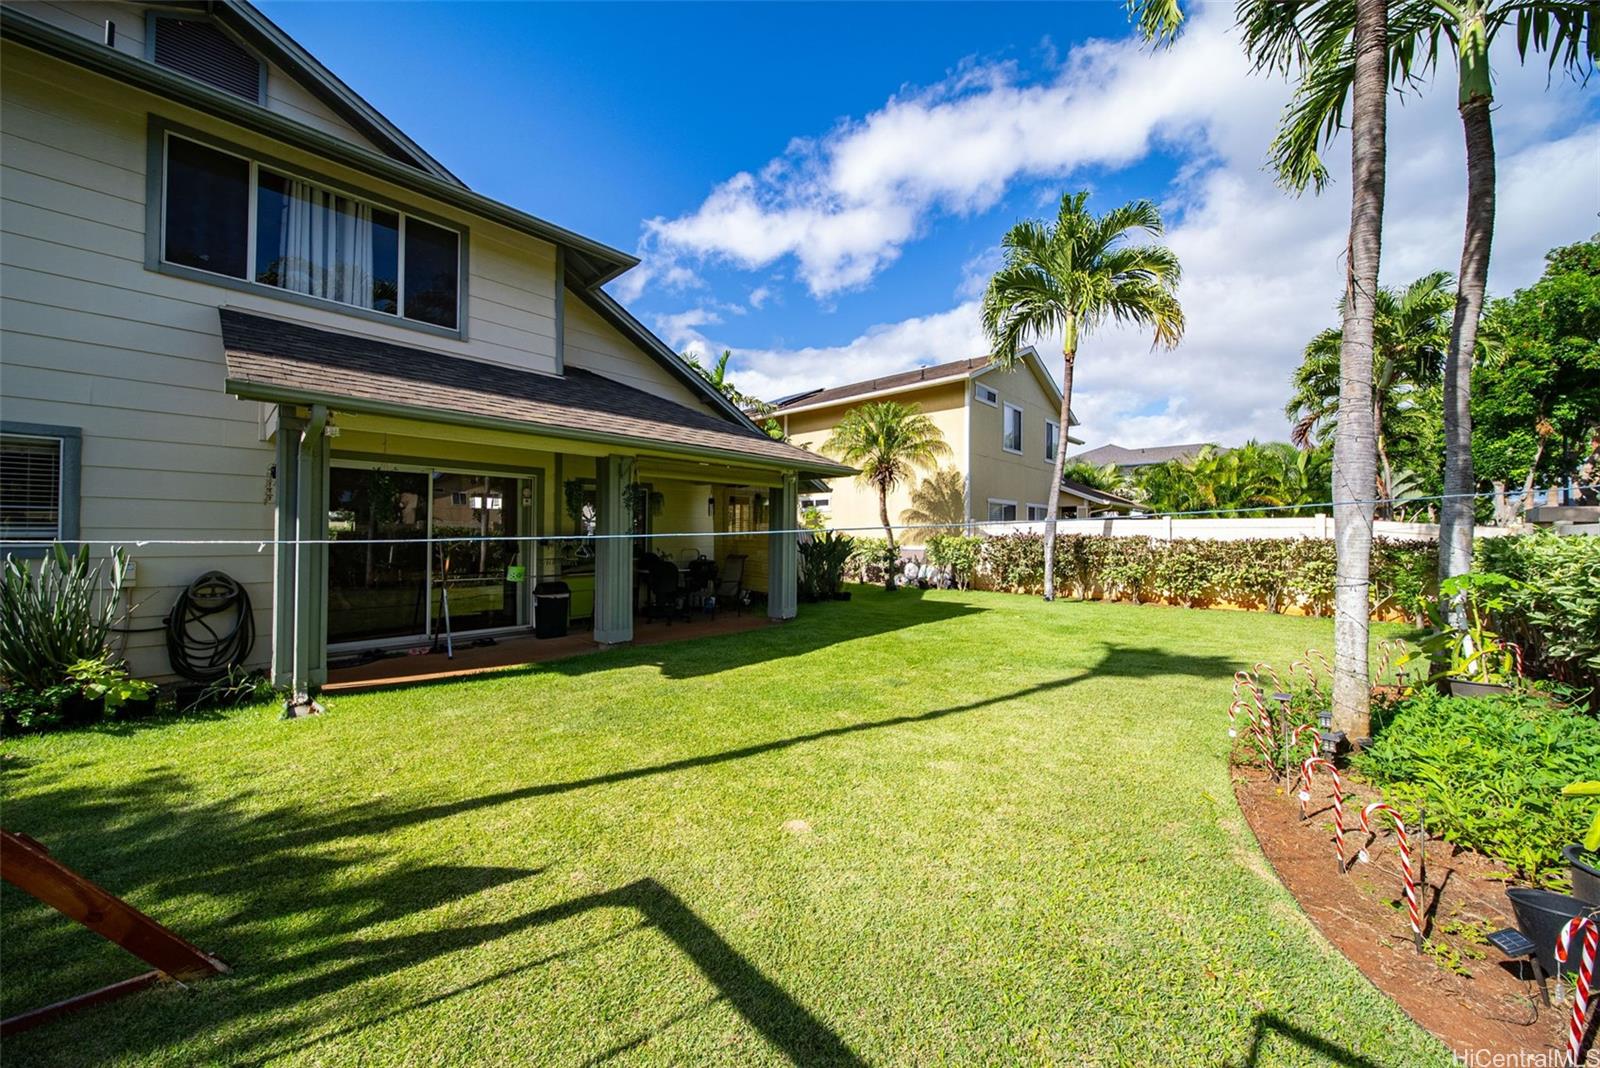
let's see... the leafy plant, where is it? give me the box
[1399,572,1523,684]
[980,533,1044,593]
[1357,688,1599,882]
[1,545,133,691]
[847,538,900,588]
[66,655,155,717]
[1477,533,1600,698]
[1564,781,1600,853]
[0,681,78,734]
[194,667,279,711]
[924,535,982,590]
[798,531,855,601]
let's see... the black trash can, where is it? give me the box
[534,581,570,639]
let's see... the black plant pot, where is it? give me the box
[1506,887,1593,975]
[1446,678,1514,699]
[58,693,103,726]
[114,696,159,721]
[1565,845,1600,906]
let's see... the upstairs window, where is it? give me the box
[1045,420,1060,462]
[1026,504,1049,521]
[157,132,462,332]
[1001,403,1023,454]
[1,435,63,542]
[975,383,999,407]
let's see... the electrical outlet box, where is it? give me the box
[123,559,138,586]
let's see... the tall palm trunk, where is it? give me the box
[1374,399,1394,521]
[1042,343,1076,602]
[1440,85,1495,624]
[1331,0,1387,739]
[879,484,898,591]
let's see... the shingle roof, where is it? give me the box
[765,356,992,415]
[219,309,853,475]
[1070,442,1214,468]
[1060,478,1137,509]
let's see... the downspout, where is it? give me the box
[287,403,328,718]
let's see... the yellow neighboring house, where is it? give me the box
[766,348,1133,544]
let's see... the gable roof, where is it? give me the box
[1060,478,1137,510]
[765,347,1078,425]
[219,309,854,476]
[1071,442,1214,468]
[0,4,637,289]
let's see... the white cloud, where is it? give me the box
[748,286,772,309]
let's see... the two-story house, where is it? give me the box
[768,348,1133,544]
[0,0,853,705]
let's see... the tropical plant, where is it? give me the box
[1136,441,1331,516]
[899,467,968,540]
[822,401,950,589]
[1060,460,1124,497]
[1286,272,1456,516]
[847,537,901,587]
[683,349,770,413]
[1398,571,1525,684]
[1359,687,1600,882]
[798,531,856,601]
[1476,532,1600,697]
[981,191,1184,601]
[925,534,983,590]
[65,655,156,716]
[1,545,133,692]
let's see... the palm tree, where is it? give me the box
[1229,0,1392,737]
[1137,442,1332,516]
[981,191,1184,601]
[1060,460,1124,497]
[683,349,773,415]
[1286,272,1455,516]
[1255,0,1595,623]
[822,401,950,589]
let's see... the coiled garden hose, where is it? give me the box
[166,572,255,682]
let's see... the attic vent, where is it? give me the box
[151,18,262,103]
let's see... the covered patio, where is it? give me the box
[219,309,852,706]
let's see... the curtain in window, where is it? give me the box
[273,180,374,308]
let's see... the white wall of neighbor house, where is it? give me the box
[0,36,739,679]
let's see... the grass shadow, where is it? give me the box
[1237,1012,1386,1068]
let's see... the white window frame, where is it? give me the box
[1044,419,1060,462]
[1026,504,1049,522]
[1001,403,1024,455]
[152,125,466,339]
[975,383,999,407]
[986,498,1018,522]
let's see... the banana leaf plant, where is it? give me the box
[1397,572,1524,684]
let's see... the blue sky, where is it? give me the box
[260,2,1599,447]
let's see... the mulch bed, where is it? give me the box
[1236,765,1592,1064]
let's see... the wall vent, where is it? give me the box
[151,17,262,103]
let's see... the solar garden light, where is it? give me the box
[1273,692,1294,782]
[1487,927,1551,1007]
[1317,707,1346,762]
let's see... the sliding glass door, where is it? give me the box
[430,472,524,633]
[328,464,531,648]
[327,467,429,644]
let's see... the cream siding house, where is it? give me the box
[0,0,851,704]
[770,349,1131,545]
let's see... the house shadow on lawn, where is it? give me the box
[2,766,861,1065]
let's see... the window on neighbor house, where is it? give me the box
[1026,504,1049,521]
[1002,403,1023,454]
[975,383,999,407]
[799,497,830,512]
[987,500,1017,522]
[1045,420,1060,461]
[0,434,65,542]
[1059,505,1080,520]
[160,134,461,330]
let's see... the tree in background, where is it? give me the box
[682,349,786,439]
[1286,272,1455,517]
[822,401,950,589]
[1060,460,1126,497]
[1473,238,1600,519]
[981,191,1183,602]
[1136,442,1332,517]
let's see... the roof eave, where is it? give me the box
[226,378,856,478]
[0,6,637,288]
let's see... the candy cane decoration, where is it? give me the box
[1359,802,1422,952]
[1298,757,1346,870]
[1374,639,1407,684]
[1288,722,1319,765]
[1251,661,1284,694]
[1307,648,1332,678]
[1557,916,1599,1067]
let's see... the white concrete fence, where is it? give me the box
[970,516,1509,542]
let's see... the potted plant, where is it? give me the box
[1563,781,1600,905]
[1397,572,1524,697]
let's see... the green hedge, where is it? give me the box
[1357,687,1600,883]
[977,533,1436,618]
[1477,532,1600,694]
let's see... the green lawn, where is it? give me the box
[0,587,1446,1066]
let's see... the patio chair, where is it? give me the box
[643,556,690,624]
[714,554,747,617]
